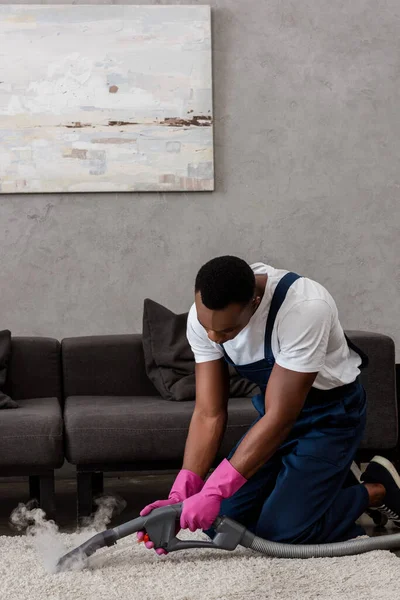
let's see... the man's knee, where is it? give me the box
[255,515,322,544]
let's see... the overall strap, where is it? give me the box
[220,342,234,364]
[344,334,369,369]
[264,272,302,361]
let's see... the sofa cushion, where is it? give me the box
[0,330,17,409]
[62,334,158,397]
[4,337,62,402]
[0,398,63,469]
[142,299,258,401]
[64,396,258,465]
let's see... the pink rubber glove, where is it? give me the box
[180,459,247,532]
[137,469,204,555]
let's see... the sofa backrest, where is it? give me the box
[4,337,62,402]
[62,334,159,398]
[62,330,397,448]
[346,330,397,448]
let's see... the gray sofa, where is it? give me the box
[0,337,63,519]
[62,331,398,521]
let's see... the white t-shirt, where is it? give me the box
[186,263,362,391]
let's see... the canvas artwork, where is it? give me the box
[0,5,214,193]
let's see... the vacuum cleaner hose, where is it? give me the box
[248,532,400,558]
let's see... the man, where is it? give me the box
[139,256,400,554]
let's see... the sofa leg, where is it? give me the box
[29,475,41,505]
[77,471,93,525]
[92,472,104,498]
[39,472,56,521]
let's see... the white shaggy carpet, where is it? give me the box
[2,504,400,600]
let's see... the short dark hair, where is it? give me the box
[195,256,256,310]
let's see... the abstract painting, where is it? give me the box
[0,5,214,193]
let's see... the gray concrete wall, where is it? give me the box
[1,0,400,359]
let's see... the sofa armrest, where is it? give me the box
[346,330,397,448]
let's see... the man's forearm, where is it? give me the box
[229,415,293,479]
[182,409,228,480]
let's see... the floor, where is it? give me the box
[0,474,397,541]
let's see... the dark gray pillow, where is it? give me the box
[0,330,18,409]
[142,299,258,402]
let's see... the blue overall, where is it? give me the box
[218,273,369,544]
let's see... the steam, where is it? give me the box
[80,494,127,532]
[10,501,66,573]
[9,494,127,574]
